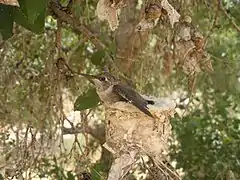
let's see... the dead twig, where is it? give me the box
[219,0,240,32]
[50,0,106,49]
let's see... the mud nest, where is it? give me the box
[102,96,179,180]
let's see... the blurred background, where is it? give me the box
[0,0,240,179]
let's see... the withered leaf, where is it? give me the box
[0,0,19,6]
[161,0,180,27]
[95,0,125,31]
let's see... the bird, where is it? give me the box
[79,71,155,118]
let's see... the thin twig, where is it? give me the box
[56,19,62,54]
[219,0,240,32]
[152,157,181,180]
[49,0,132,81]
[204,0,220,48]
[50,0,106,49]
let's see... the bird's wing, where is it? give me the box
[113,84,154,118]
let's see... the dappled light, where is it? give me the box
[0,0,240,179]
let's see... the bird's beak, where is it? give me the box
[78,73,99,84]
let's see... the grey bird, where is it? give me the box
[79,72,155,118]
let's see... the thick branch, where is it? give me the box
[62,127,84,135]
[49,0,106,49]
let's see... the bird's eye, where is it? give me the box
[136,25,142,31]
[99,77,106,81]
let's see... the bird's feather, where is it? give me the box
[113,84,154,118]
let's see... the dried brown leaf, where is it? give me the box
[161,0,180,27]
[183,56,201,75]
[192,32,204,51]
[162,51,173,77]
[178,25,191,41]
[96,0,125,31]
[107,152,136,180]
[135,3,162,31]
[145,3,162,20]
[135,18,158,31]
[0,0,19,6]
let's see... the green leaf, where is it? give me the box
[74,88,100,111]
[90,50,106,66]
[67,171,75,180]
[0,173,3,180]
[58,0,70,7]
[0,5,14,40]
[69,43,85,64]
[108,39,117,55]
[91,162,108,180]
[13,0,48,33]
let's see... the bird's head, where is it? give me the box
[79,72,119,91]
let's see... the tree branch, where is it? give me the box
[49,0,107,49]
[219,0,240,32]
[49,0,134,90]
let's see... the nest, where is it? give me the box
[102,96,179,180]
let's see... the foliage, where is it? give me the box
[0,0,47,39]
[74,88,100,111]
[171,93,240,179]
[0,0,240,179]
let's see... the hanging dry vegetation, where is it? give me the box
[0,0,240,179]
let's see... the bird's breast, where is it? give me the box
[96,86,120,105]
